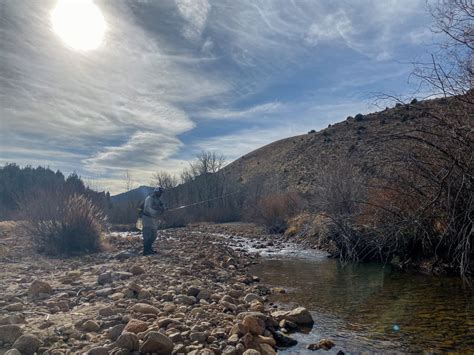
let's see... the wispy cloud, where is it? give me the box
[1,0,435,193]
[198,102,283,120]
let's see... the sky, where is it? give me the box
[0,0,439,194]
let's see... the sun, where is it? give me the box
[51,0,106,51]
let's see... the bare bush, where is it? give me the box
[21,191,106,255]
[311,159,366,217]
[256,192,305,233]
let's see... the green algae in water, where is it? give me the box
[251,257,474,353]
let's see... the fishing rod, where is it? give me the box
[135,190,241,231]
[166,190,240,212]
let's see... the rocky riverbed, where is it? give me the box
[0,222,324,355]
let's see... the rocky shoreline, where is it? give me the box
[0,223,325,354]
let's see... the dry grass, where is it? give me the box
[21,193,106,255]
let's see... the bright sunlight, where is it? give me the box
[51,0,106,51]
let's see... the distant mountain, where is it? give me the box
[111,185,154,205]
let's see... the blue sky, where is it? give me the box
[0,0,438,193]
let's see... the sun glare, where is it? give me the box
[51,0,106,51]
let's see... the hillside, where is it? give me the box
[220,97,456,195]
[111,185,154,204]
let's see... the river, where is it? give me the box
[250,248,474,353]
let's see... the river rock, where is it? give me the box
[0,325,23,343]
[244,293,262,303]
[131,303,159,315]
[87,346,109,355]
[272,331,297,347]
[123,319,148,334]
[130,264,145,275]
[12,334,42,355]
[230,322,249,336]
[139,331,174,354]
[115,332,139,351]
[175,294,196,305]
[97,272,113,285]
[106,324,126,340]
[189,331,207,343]
[99,306,119,317]
[81,320,101,332]
[4,303,24,312]
[187,286,201,297]
[242,348,261,354]
[259,343,276,355]
[197,289,211,300]
[222,345,237,355]
[307,338,335,351]
[272,307,314,326]
[28,280,52,296]
[0,315,26,325]
[242,315,265,336]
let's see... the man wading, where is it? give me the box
[141,187,165,255]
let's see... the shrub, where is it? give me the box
[410,98,418,104]
[256,192,304,233]
[22,191,106,255]
[308,129,316,134]
[354,113,364,121]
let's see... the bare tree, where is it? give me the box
[124,170,134,192]
[413,0,473,98]
[151,171,178,189]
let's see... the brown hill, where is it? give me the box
[218,95,465,197]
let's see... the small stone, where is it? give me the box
[123,319,148,334]
[187,286,200,297]
[174,294,196,305]
[138,289,152,300]
[115,332,139,351]
[131,303,159,315]
[81,320,100,332]
[87,346,109,355]
[307,338,335,351]
[197,289,211,300]
[244,293,262,303]
[163,302,176,313]
[272,331,297,347]
[139,331,174,354]
[97,272,113,285]
[28,280,52,296]
[4,303,24,312]
[222,345,237,355]
[4,349,21,355]
[130,265,145,275]
[106,324,126,341]
[96,288,113,297]
[259,343,276,355]
[189,331,207,343]
[116,271,133,280]
[0,324,23,343]
[230,322,249,336]
[99,306,118,317]
[242,348,261,355]
[242,315,265,336]
[257,335,276,347]
[12,334,42,355]
[110,292,124,301]
[128,282,142,293]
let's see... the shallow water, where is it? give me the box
[251,255,474,353]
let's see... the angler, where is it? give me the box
[139,186,165,255]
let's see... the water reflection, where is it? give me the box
[251,258,474,353]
